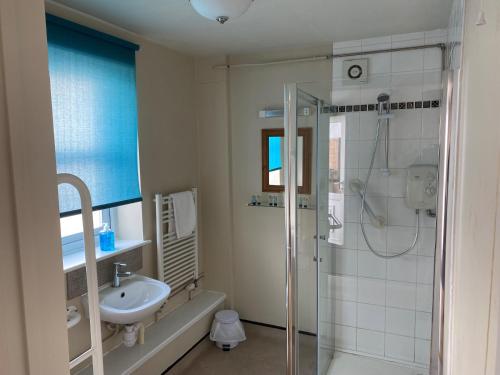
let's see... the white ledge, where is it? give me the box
[63,239,151,273]
[77,290,226,375]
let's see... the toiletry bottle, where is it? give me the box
[99,223,115,251]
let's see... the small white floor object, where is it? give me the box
[210,310,246,350]
[327,352,429,375]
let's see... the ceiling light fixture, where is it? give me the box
[189,0,254,24]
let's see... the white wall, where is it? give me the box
[0,0,70,373]
[227,48,332,330]
[446,0,500,373]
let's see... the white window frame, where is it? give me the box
[61,209,111,256]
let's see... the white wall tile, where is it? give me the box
[357,328,385,355]
[415,339,431,365]
[418,227,436,256]
[387,255,417,282]
[419,207,437,228]
[335,300,357,326]
[419,141,439,165]
[365,53,392,73]
[391,50,424,72]
[332,86,361,105]
[358,251,387,279]
[387,169,407,198]
[386,308,416,337]
[319,297,334,323]
[319,322,334,347]
[416,284,433,313]
[344,196,361,224]
[415,311,432,339]
[423,70,443,101]
[387,281,416,310]
[357,303,386,331]
[392,32,425,43]
[345,113,360,140]
[424,48,443,70]
[335,324,357,350]
[358,224,387,252]
[422,107,440,139]
[362,36,392,46]
[342,222,358,249]
[332,275,357,301]
[344,169,359,196]
[358,277,386,305]
[359,111,378,140]
[417,256,435,284]
[390,109,422,139]
[387,226,418,255]
[385,334,415,361]
[388,197,418,226]
[387,140,421,169]
[345,141,359,169]
[333,248,358,276]
[359,140,386,169]
[359,169,388,197]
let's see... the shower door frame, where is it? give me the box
[284,83,325,375]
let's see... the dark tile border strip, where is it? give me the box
[326,99,440,114]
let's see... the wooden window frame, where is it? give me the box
[261,127,312,194]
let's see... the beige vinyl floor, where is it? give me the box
[166,322,316,375]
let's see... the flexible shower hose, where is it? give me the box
[359,117,420,259]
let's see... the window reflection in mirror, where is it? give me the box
[328,115,345,246]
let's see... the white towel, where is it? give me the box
[171,191,196,238]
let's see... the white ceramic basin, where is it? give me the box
[82,275,171,325]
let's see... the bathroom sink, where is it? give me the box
[82,275,171,325]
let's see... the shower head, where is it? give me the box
[377,93,390,103]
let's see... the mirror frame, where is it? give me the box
[261,127,312,194]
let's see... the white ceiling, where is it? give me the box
[50,0,452,56]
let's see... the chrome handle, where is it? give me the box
[114,262,127,269]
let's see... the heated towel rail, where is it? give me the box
[155,188,199,295]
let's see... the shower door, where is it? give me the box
[284,83,333,375]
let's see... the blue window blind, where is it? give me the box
[46,15,142,217]
[268,136,282,172]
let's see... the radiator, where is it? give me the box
[155,188,199,294]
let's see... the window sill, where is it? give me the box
[63,239,151,273]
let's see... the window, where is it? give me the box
[46,15,142,252]
[60,209,110,255]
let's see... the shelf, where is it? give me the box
[247,204,316,211]
[63,239,151,273]
[77,290,226,375]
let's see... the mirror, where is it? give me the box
[261,128,312,194]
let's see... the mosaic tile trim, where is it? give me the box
[325,100,440,114]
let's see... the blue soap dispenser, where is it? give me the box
[99,223,115,251]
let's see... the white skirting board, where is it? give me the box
[78,290,226,375]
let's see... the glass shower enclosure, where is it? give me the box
[284,50,442,373]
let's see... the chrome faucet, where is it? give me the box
[112,262,132,288]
